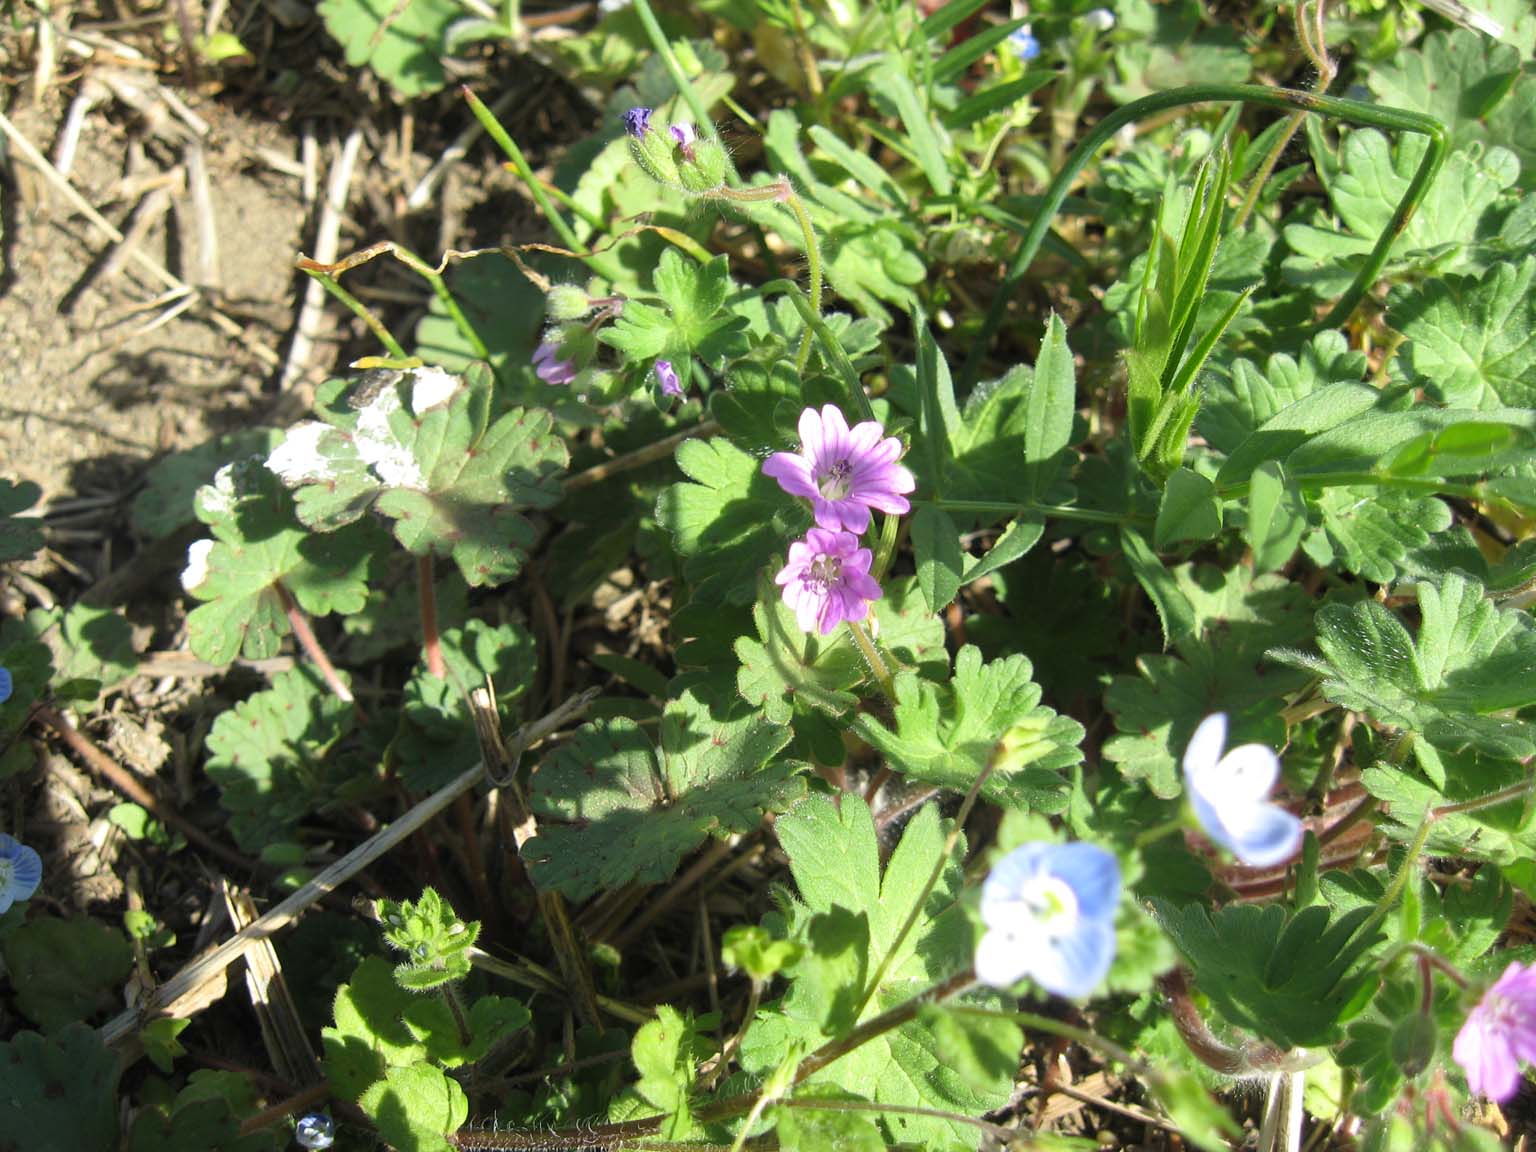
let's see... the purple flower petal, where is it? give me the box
[655,359,683,397]
[765,405,915,533]
[774,528,883,636]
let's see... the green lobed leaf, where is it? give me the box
[852,645,1082,812]
[132,429,283,540]
[358,1064,468,1152]
[0,478,44,562]
[317,0,461,99]
[204,666,358,851]
[656,436,807,606]
[1389,257,1536,409]
[525,687,802,900]
[1154,900,1385,1049]
[1105,563,1313,797]
[0,1024,122,1152]
[632,1005,707,1139]
[1153,467,1222,547]
[740,795,1010,1150]
[1,916,133,1030]
[735,569,862,724]
[183,460,381,664]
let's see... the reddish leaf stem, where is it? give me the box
[419,555,446,680]
[273,580,360,716]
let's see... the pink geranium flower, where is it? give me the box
[763,405,915,534]
[775,528,883,635]
[1455,961,1536,1102]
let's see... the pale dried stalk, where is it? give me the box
[279,126,363,391]
[0,110,278,366]
[98,690,597,1046]
[224,882,323,1087]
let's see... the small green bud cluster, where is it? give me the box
[624,106,728,195]
[377,887,480,991]
[545,284,593,322]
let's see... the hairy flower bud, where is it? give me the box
[545,284,591,321]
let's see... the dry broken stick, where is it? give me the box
[98,687,599,1047]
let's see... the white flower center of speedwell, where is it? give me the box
[1011,875,1079,938]
[818,458,854,501]
[0,858,13,893]
[806,554,843,589]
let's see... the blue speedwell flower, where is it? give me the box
[976,841,1119,997]
[0,665,11,705]
[1182,713,1303,868]
[1008,24,1041,61]
[0,834,42,914]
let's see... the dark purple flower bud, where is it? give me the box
[655,359,683,398]
[624,107,653,138]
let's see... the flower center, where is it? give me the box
[805,554,843,590]
[0,859,13,893]
[818,458,854,501]
[1015,875,1079,938]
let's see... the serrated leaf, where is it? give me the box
[852,645,1082,811]
[740,796,1010,1149]
[656,436,806,606]
[270,368,565,586]
[0,1024,121,1152]
[358,1063,467,1152]
[603,251,740,366]
[405,995,531,1067]
[1,917,133,1030]
[183,461,381,664]
[1367,29,1536,186]
[735,570,862,724]
[1199,331,1370,455]
[29,603,135,692]
[1271,573,1536,765]
[323,957,426,1100]
[774,1094,886,1152]
[0,478,45,562]
[1104,564,1313,797]
[204,666,357,850]
[1303,487,1452,583]
[318,0,461,99]
[1154,901,1385,1048]
[1390,257,1536,408]
[525,688,802,900]
[632,1005,706,1139]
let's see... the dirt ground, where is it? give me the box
[0,96,305,507]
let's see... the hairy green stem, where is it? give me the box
[962,84,1446,389]
[847,619,895,701]
[303,270,406,359]
[392,244,489,361]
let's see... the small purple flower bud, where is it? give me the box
[531,339,577,386]
[763,405,916,535]
[669,122,698,160]
[654,359,684,398]
[1455,962,1536,1102]
[775,528,883,635]
[0,834,42,914]
[976,841,1120,997]
[624,107,653,138]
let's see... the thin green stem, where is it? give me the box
[304,270,406,359]
[1216,472,1488,502]
[1357,809,1435,941]
[784,191,823,371]
[1134,815,1189,850]
[1431,777,1535,819]
[847,619,895,701]
[922,497,1149,526]
[962,84,1446,389]
[391,244,489,361]
[461,86,584,254]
